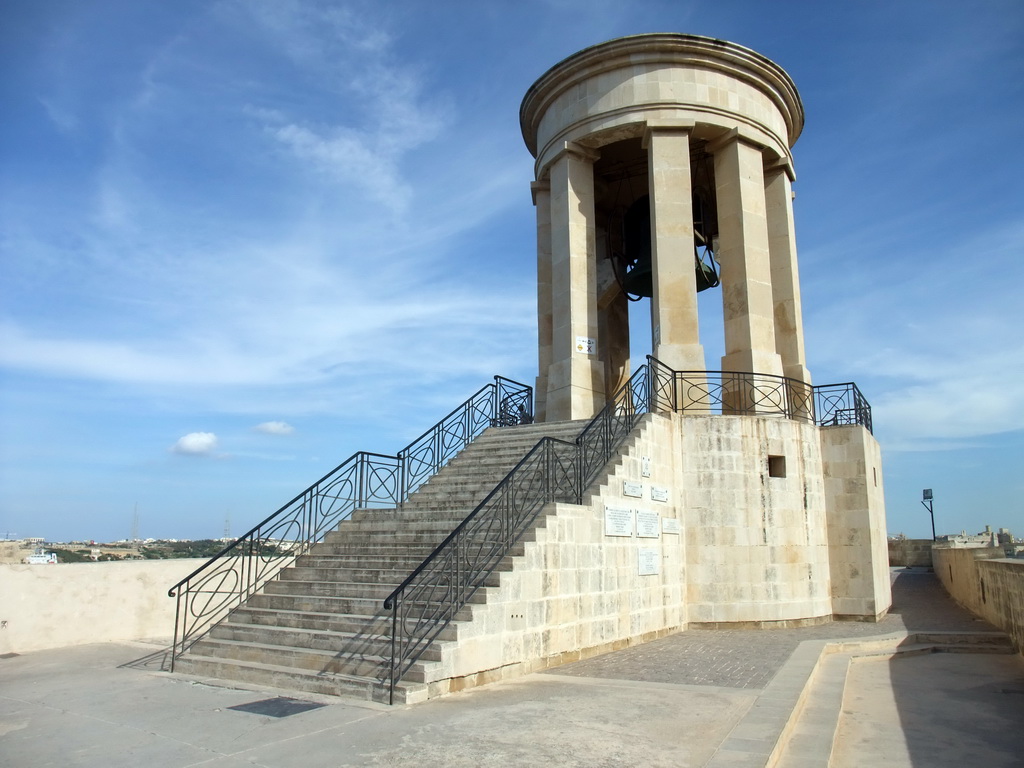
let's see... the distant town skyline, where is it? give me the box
[2,0,1023,542]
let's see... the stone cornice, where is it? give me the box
[520,33,804,158]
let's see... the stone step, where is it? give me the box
[281,561,514,586]
[228,606,463,641]
[187,636,426,680]
[174,653,427,705]
[339,520,469,534]
[264,572,503,599]
[246,592,386,615]
[207,622,445,663]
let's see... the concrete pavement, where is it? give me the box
[2,569,1022,767]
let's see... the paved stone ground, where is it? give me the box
[545,568,994,689]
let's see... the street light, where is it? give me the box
[921,489,936,541]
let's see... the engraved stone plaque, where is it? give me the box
[641,456,651,477]
[638,548,660,575]
[662,518,681,535]
[636,509,660,538]
[604,505,634,537]
[650,485,669,503]
[623,480,643,498]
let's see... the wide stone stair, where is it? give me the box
[174,419,586,703]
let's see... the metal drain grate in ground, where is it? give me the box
[228,697,326,718]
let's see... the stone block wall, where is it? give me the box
[431,411,884,691]
[0,559,209,654]
[431,413,687,690]
[820,425,891,619]
[888,538,933,567]
[680,415,834,625]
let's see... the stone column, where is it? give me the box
[765,164,812,420]
[532,180,553,422]
[545,143,605,421]
[645,123,706,378]
[713,133,785,378]
[765,164,810,385]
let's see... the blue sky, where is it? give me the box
[2,0,1022,543]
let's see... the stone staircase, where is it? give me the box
[174,419,587,703]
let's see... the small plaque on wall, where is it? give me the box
[604,506,634,537]
[636,509,660,538]
[638,549,660,575]
[641,456,651,477]
[650,486,669,503]
[623,481,643,498]
[662,518,681,535]
[575,336,596,355]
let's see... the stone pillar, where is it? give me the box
[545,143,605,421]
[532,180,552,422]
[765,164,810,386]
[645,124,706,377]
[598,288,630,399]
[713,133,785,380]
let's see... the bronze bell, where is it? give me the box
[620,195,720,298]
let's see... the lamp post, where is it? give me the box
[921,489,936,541]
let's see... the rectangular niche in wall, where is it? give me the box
[768,455,787,478]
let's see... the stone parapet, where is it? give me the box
[0,558,212,654]
[933,545,1024,655]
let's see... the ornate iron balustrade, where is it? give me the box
[383,358,872,702]
[648,361,816,422]
[167,375,532,669]
[813,381,873,433]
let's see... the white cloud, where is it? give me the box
[171,432,218,456]
[254,421,294,435]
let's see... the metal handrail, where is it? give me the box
[382,357,872,701]
[166,375,532,669]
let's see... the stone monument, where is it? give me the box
[520,34,890,625]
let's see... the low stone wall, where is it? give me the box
[0,559,207,654]
[932,546,1024,655]
[888,539,933,567]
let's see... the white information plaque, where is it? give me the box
[636,509,660,538]
[604,506,634,537]
[641,456,651,477]
[575,336,596,355]
[662,518,681,535]
[650,486,669,503]
[623,481,644,498]
[638,549,660,575]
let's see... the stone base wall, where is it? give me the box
[681,415,834,624]
[820,426,891,619]
[434,414,687,688]
[933,546,1024,655]
[432,412,886,690]
[0,559,208,654]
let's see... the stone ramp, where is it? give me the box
[546,568,1018,767]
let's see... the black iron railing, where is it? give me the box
[813,381,873,433]
[167,376,532,669]
[383,357,871,701]
[384,363,652,702]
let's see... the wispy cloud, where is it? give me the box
[254,421,294,435]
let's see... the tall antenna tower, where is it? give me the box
[223,511,231,540]
[131,503,139,543]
